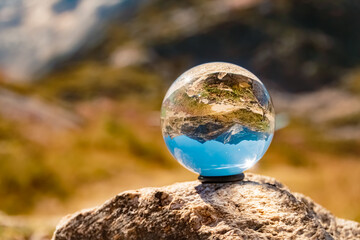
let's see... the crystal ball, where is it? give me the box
[161,62,275,177]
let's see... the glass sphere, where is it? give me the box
[161,62,275,177]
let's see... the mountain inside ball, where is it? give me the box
[161,62,275,181]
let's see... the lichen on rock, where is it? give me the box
[52,173,360,240]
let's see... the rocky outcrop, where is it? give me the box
[53,173,360,239]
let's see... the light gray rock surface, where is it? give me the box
[53,173,360,239]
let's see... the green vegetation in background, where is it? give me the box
[327,113,360,128]
[0,113,173,214]
[342,68,360,95]
[0,118,69,214]
[33,63,165,105]
[262,117,360,169]
[0,225,32,240]
[104,118,171,167]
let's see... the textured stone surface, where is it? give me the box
[53,173,360,240]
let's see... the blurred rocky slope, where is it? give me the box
[0,0,148,81]
[1,0,359,136]
[1,0,360,88]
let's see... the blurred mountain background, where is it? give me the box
[0,0,359,239]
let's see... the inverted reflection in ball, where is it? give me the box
[161,62,275,177]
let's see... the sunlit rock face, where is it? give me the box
[161,62,275,177]
[52,174,360,240]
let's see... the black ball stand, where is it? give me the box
[198,173,245,183]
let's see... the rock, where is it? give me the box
[52,173,360,239]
